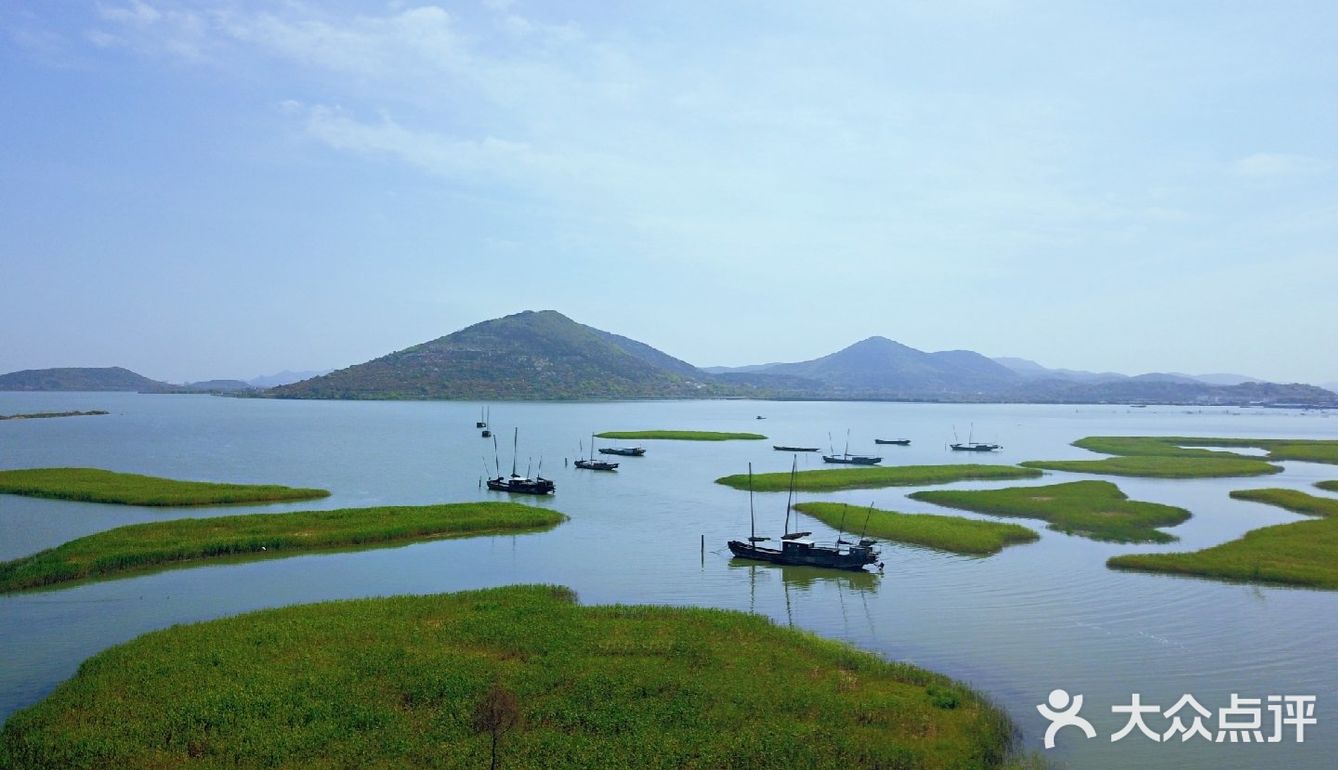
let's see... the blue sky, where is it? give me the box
[3,1,1335,384]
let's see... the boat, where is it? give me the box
[949,424,1001,452]
[821,430,881,465]
[773,445,820,452]
[598,445,646,457]
[479,406,491,437]
[874,438,911,446]
[486,428,555,495]
[574,435,619,471]
[727,459,881,572]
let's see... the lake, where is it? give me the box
[1,392,1335,768]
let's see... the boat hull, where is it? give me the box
[728,540,878,572]
[950,444,1000,452]
[486,477,555,495]
[598,447,645,457]
[574,459,618,471]
[821,455,882,465]
[874,439,911,445]
[773,446,820,452]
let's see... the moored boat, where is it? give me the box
[598,446,646,457]
[727,459,881,572]
[773,445,820,452]
[874,438,911,446]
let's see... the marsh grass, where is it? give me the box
[0,468,330,506]
[1015,435,1321,478]
[0,585,1021,770]
[1108,488,1338,589]
[793,502,1038,555]
[595,430,766,441]
[0,410,108,421]
[1019,456,1280,478]
[1318,481,1338,493]
[911,480,1191,543]
[716,464,1041,492]
[0,503,566,593]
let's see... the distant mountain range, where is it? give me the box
[991,357,1262,387]
[4,311,1335,405]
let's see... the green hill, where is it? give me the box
[271,311,719,400]
[0,366,168,392]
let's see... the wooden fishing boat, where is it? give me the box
[598,446,646,457]
[486,428,555,494]
[773,445,820,452]
[874,438,911,446]
[575,435,619,471]
[822,429,880,464]
[727,459,881,572]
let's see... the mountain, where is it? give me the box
[270,310,717,400]
[993,357,1125,383]
[743,337,1020,397]
[181,379,255,392]
[993,358,1268,389]
[248,370,331,388]
[0,366,169,392]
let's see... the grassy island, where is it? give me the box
[0,503,566,593]
[0,585,1025,769]
[793,502,1038,556]
[716,464,1042,492]
[0,410,109,421]
[0,468,330,507]
[1019,435,1296,478]
[1108,488,1338,589]
[1317,481,1338,493]
[911,480,1191,543]
[595,430,766,441]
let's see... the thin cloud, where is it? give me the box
[1232,152,1331,178]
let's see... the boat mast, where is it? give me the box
[844,429,851,459]
[784,455,798,535]
[493,434,501,477]
[512,427,519,477]
[837,503,850,545]
[748,462,755,542]
[860,502,875,540]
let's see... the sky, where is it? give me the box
[2,1,1336,385]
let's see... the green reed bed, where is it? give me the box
[1019,456,1280,479]
[911,480,1191,543]
[1021,435,1338,479]
[0,410,108,421]
[793,502,1038,556]
[716,464,1041,492]
[1318,481,1338,493]
[595,430,766,441]
[0,468,330,506]
[0,503,566,593]
[0,585,1026,770]
[1108,488,1338,589]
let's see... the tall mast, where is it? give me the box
[784,455,797,535]
[844,428,851,459]
[512,427,519,477]
[493,433,500,476]
[748,462,755,542]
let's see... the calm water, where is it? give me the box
[1,393,1335,769]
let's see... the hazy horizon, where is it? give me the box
[4,3,1335,384]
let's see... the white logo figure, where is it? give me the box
[1038,688,1097,749]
